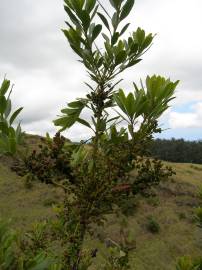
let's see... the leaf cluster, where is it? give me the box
[0,219,62,270]
[0,78,24,155]
[132,157,174,197]
[176,256,202,270]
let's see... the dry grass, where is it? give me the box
[0,156,202,269]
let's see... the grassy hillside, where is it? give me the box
[0,144,202,269]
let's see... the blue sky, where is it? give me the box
[0,0,202,141]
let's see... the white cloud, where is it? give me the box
[169,102,202,128]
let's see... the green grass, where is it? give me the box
[0,150,202,269]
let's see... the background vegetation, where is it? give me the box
[0,137,202,269]
[150,139,202,164]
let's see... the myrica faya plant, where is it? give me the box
[51,0,179,268]
[8,0,178,268]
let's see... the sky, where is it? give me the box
[0,0,202,141]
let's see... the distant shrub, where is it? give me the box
[178,212,187,220]
[119,196,138,217]
[197,186,202,201]
[146,196,160,207]
[176,256,198,270]
[176,256,201,270]
[0,219,58,270]
[43,197,57,207]
[12,132,73,185]
[190,165,202,172]
[146,216,160,233]
[193,257,202,270]
[194,207,202,228]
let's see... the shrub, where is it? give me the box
[194,207,202,228]
[176,256,200,270]
[146,216,160,233]
[0,219,60,270]
[12,132,73,185]
[197,186,202,200]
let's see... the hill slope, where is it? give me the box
[0,155,202,269]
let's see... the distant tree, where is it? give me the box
[150,138,202,164]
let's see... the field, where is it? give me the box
[0,137,202,269]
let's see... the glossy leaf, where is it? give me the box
[9,107,23,125]
[4,99,11,119]
[111,32,119,45]
[120,23,130,35]
[85,0,96,13]
[92,24,102,42]
[0,121,9,135]
[0,96,7,115]
[80,10,90,31]
[0,79,10,96]
[115,50,127,65]
[77,118,92,129]
[64,5,80,27]
[120,0,135,21]
[112,12,118,28]
[109,0,116,9]
[97,12,110,31]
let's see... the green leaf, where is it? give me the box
[92,24,102,42]
[0,79,10,96]
[0,96,7,115]
[109,0,116,9]
[136,27,145,46]
[70,0,82,14]
[64,0,73,9]
[0,121,9,135]
[126,92,135,118]
[109,0,121,9]
[102,33,110,42]
[68,100,85,108]
[4,99,11,119]
[54,116,77,131]
[111,32,119,45]
[91,4,99,20]
[112,12,118,28]
[80,10,90,31]
[142,33,153,49]
[97,12,110,31]
[113,89,127,114]
[120,23,130,35]
[85,0,96,13]
[130,42,138,54]
[77,118,92,129]
[64,5,81,27]
[105,41,113,57]
[107,116,119,123]
[127,58,141,67]
[61,108,79,115]
[120,0,135,21]
[9,107,23,125]
[115,50,127,65]
[78,0,85,10]
[15,123,22,143]
[8,127,16,138]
